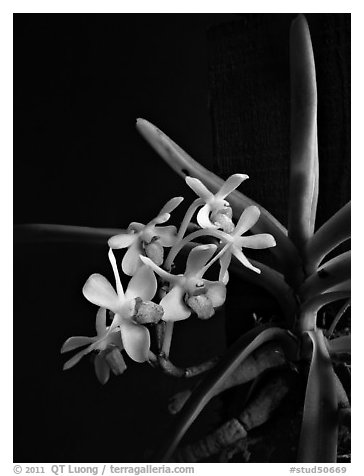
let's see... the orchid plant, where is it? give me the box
[16,15,350,463]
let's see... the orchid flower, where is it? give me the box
[216,205,276,284]
[185,174,248,232]
[141,244,226,321]
[78,249,160,362]
[108,197,183,275]
[61,307,126,384]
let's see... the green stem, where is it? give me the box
[200,243,230,275]
[176,199,203,240]
[164,228,227,270]
[164,200,203,269]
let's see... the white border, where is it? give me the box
[4,3,360,473]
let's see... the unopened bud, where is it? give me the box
[103,347,127,376]
[210,207,234,233]
[134,298,164,324]
[186,294,215,320]
[144,238,164,266]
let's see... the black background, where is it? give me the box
[14,14,350,462]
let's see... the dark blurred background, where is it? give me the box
[14,14,350,462]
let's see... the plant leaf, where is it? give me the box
[299,251,351,301]
[305,202,351,273]
[297,330,339,462]
[288,14,318,251]
[326,335,351,355]
[299,291,350,332]
[14,224,122,244]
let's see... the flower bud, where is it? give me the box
[186,294,215,320]
[133,298,164,324]
[103,346,127,376]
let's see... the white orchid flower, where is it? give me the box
[63,249,159,365]
[217,205,276,283]
[61,307,126,384]
[141,244,226,321]
[185,174,248,231]
[108,197,183,275]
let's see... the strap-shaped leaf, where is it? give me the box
[288,14,318,251]
[297,330,339,462]
[299,251,351,301]
[152,325,298,462]
[14,224,122,244]
[327,335,351,355]
[327,299,350,337]
[136,118,302,282]
[299,291,350,332]
[305,202,351,274]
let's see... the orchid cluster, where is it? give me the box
[18,14,350,464]
[61,173,276,383]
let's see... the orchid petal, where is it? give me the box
[94,353,111,384]
[139,255,181,284]
[155,225,178,247]
[219,252,232,284]
[82,274,121,314]
[61,336,94,353]
[159,196,184,215]
[215,174,249,199]
[152,213,171,225]
[197,204,214,229]
[95,307,107,336]
[122,240,143,276]
[204,280,227,308]
[63,344,95,370]
[185,244,217,277]
[160,285,191,322]
[234,206,261,236]
[125,264,157,302]
[128,222,145,233]
[185,176,214,202]
[232,247,261,274]
[119,319,150,363]
[108,232,137,249]
[237,233,276,249]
